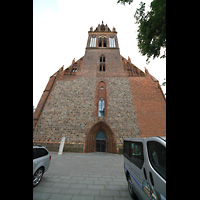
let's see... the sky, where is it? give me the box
[33,0,166,107]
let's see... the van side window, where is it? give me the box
[124,141,130,158]
[130,142,144,169]
[147,141,166,180]
[124,141,144,169]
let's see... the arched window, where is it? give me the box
[99,55,105,72]
[99,37,102,47]
[90,35,96,47]
[109,36,116,48]
[97,81,106,118]
[103,37,107,47]
[99,36,107,47]
[98,98,105,117]
[96,130,106,140]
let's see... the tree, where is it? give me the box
[161,78,166,96]
[117,0,134,4]
[117,0,166,62]
[161,78,166,87]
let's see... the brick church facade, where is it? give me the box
[33,22,166,153]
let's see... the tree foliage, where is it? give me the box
[117,0,166,62]
[117,0,134,5]
[161,78,166,87]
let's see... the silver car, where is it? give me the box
[33,146,51,187]
[123,137,166,200]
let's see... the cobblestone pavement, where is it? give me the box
[33,152,133,200]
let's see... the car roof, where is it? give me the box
[159,136,166,141]
[33,145,45,148]
[33,146,49,152]
[124,136,166,142]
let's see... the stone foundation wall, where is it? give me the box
[33,77,97,145]
[106,77,140,143]
[33,141,84,152]
[33,76,140,152]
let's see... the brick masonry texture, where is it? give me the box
[33,22,166,153]
[34,76,140,151]
[34,77,97,145]
[106,77,140,142]
[129,77,166,137]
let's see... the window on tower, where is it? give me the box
[109,36,116,48]
[90,36,96,47]
[103,37,107,47]
[99,55,105,72]
[99,37,102,47]
[98,36,107,47]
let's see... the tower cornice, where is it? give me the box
[88,31,117,34]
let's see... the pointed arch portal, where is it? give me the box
[95,130,106,152]
[85,122,117,153]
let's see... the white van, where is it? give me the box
[123,137,166,200]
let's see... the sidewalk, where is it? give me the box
[33,152,133,200]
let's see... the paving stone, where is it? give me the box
[33,192,51,200]
[61,179,78,184]
[88,184,105,190]
[113,197,133,200]
[100,190,120,197]
[69,183,88,189]
[99,177,112,181]
[33,153,132,200]
[80,189,100,196]
[48,193,72,200]
[105,185,121,190]
[93,180,108,185]
[72,195,95,200]
[86,177,99,181]
[95,197,114,200]
[119,190,131,197]
[60,188,81,195]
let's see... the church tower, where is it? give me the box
[33,22,166,153]
[79,21,126,77]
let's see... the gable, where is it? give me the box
[121,55,145,77]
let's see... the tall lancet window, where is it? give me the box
[98,98,105,117]
[99,36,107,47]
[109,36,116,48]
[97,81,106,118]
[99,55,105,72]
[90,36,96,47]
[103,37,107,47]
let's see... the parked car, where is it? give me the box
[33,146,51,187]
[123,136,166,200]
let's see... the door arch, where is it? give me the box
[95,130,106,152]
[85,121,117,153]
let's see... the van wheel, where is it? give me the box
[128,175,138,200]
[33,168,44,188]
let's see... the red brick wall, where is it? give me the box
[84,121,117,153]
[33,25,166,153]
[128,76,166,137]
[33,66,64,130]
